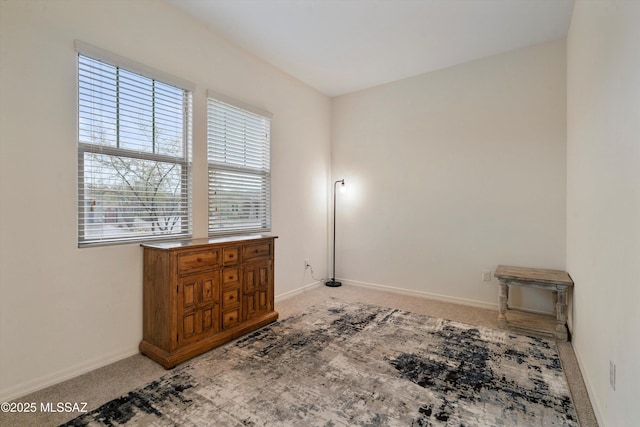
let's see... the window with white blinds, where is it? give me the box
[77,45,193,246]
[207,92,271,235]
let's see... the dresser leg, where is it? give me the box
[555,289,568,340]
[498,281,509,328]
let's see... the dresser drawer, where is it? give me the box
[242,241,272,262]
[222,309,241,329]
[177,250,219,275]
[222,268,240,286]
[223,246,240,266]
[222,288,240,309]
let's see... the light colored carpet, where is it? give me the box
[0,283,598,426]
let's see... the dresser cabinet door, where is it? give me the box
[177,271,220,346]
[242,260,273,321]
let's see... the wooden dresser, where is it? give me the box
[139,234,278,368]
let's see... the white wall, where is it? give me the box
[567,1,640,425]
[331,40,567,312]
[0,0,330,400]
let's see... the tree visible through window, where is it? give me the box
[78,54,192,245]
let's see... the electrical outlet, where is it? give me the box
[610,361,616,390]
[482,270,492,282]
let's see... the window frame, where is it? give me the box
[76,41,194,247]
[207,90,272,236]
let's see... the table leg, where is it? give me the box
[498,281,509,328]
[555,288,568,341]
[552,290,558,316]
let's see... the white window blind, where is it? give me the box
[207,93,271,234]
[77,48,193,246]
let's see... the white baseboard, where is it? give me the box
[275,281,321,302]
[339,278,498,311]
[0,346,139,402]
[339,278,554,316]
[571,342,605,426]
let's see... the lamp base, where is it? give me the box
[325,279,342,287]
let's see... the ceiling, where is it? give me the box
[165,0,575,97]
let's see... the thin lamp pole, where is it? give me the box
[327,179,344,287]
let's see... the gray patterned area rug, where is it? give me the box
[64,299,578,426]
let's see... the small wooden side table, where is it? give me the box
[494,265,574,341]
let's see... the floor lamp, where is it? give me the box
[326,179,345,287]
